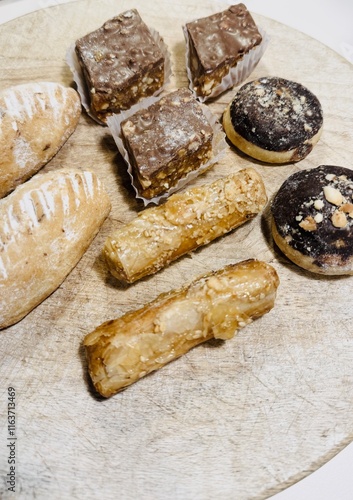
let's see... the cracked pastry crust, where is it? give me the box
[84,259,280,397]
[223,77,323,163]
[271,165,353,274]
[0,168,111,329]
[103,167,267,283]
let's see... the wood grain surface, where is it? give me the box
[1,1,353,499]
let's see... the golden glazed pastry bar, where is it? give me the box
[0,168,111,329]
[103,167,267,283]
[120,88,214,199]
[271,165,353,274]
[223,77,323,163]
[75,9,165,122]
[0,82,81,198]
[84,259,280,397]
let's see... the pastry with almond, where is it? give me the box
[223,77,323,163]
[271,165,353,274]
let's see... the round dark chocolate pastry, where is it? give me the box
[223,77,323,163]
[271,165,353,274]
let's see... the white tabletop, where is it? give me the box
[0,1,352,499]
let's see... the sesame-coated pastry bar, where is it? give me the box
[103,167,267,283]
[84,259,279,397]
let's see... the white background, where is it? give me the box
[0,1,352,499]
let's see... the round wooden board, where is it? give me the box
[1,1,353,499]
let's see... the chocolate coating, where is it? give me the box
[186,4,262,77]
[121,88,212,176]
[75,9,164,117]
[229,77,323,154]
[120,88,214,199]
[76,10,163,92]
[272,166,353,268]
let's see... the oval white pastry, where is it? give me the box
[0,82,81,198]
[0,168,111,329]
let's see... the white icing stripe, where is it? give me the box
[42,83,65,121]
[19,194,39,228]
[54,174,74,213]
[41,183,56,216]
[67,172,84,208]
[35,188,54,219]
[81,170,95,199]
[0,256,8,280]
[13,136,35,169]
[0,170,100,251]
[69,172,81,198]
[2,82,65,122]
[7,204,20,232]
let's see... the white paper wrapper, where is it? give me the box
[106,93,227,206]
[183,25,270,102]
[66,26,173,125]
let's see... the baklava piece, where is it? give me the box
[84,259,280,396]
[103,168,267,283]
[75,9,165,122]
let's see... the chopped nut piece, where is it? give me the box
[340,203,353,213]
[314,213,323,223]
[299,215,317,231]
[314,199,324,210]
[335,239,346,248]
[331,210,347,228]
[323,185,344,206]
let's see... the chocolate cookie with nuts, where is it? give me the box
[223,77,323,163]
[271,165,353,274]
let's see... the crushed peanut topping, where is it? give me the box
[323,185,344,206]
[331,210,347,228]
[314,199,324,210]
[340,203,353,213]
[299,215,317,231]
[314,213,323,223]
